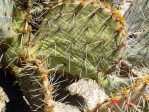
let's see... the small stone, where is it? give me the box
[67,79,109,111]
[0,87,9,112]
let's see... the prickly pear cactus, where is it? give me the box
[0,0,128,111]
[124,0,149,33]
[124,0,149,68]
[32,0,127,79]
[0,0,54,112]
[98,74,149,112]
[0,0,13,33]
[127,31,149,68]
[1,0,149,112]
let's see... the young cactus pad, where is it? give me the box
[32,1,127,79]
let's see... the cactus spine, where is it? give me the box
[0,0,149,112]
[32,0,127,79]
[124,0,149,68]
[0,0,128,111]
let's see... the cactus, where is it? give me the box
[0,0,149,112]
[0,0,54,111]
[124,0,149,33]
[97,74,149,112]
[124,0,149,68]
[0,0,128,111]
[31,0,127,79]
[127,31,149,68]
[0,0,13,33]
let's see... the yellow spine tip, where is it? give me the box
[80,0,85,5]
[112,9,126,26]
[104,2,111,8]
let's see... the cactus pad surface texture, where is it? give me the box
[0,0,149,112]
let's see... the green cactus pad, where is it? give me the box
[32,1,127,79]
[0,1,127,111]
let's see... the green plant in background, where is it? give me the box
[0,0,149,112]
[124,0,149,69]
[0,0,13,33]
